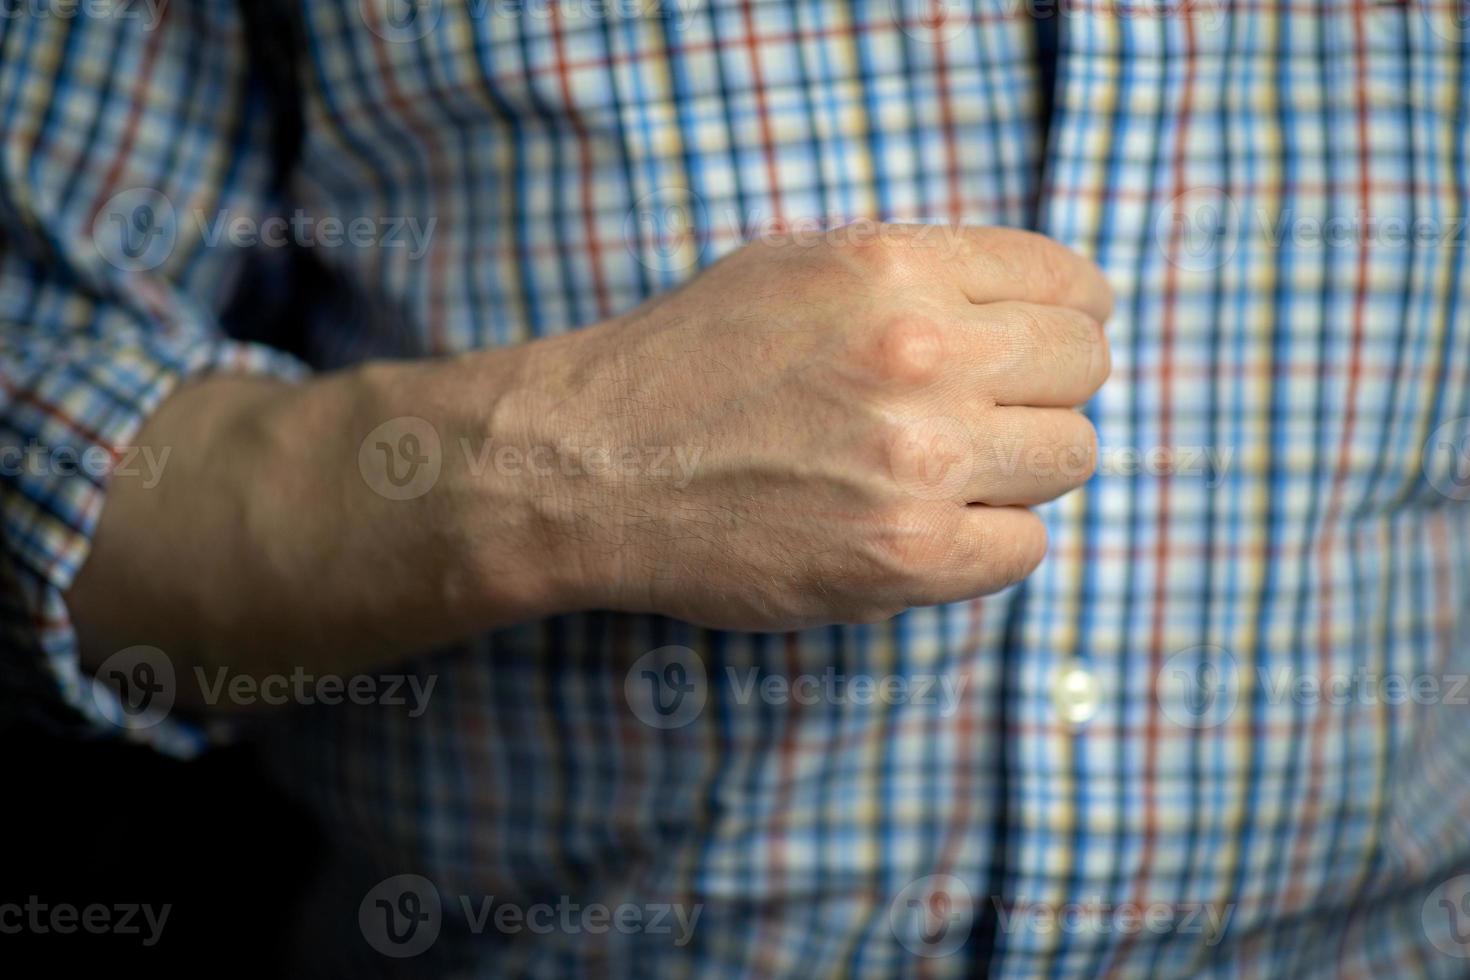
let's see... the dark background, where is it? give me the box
[1,726,318,975]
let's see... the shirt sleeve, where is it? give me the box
[0,6,309,753]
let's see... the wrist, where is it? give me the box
[379,342,603,629]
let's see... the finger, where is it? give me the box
[965,301,1111,408]
[912,505,1049,605]
[937,226,1115,321]
[964,407,1098,506]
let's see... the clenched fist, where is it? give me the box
[502,223,1114,632]
[67,224,1113,680]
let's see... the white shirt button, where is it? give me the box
[1053,663,1101,727]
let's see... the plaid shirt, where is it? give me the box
[4,0,1470,976]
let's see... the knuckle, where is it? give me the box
[1014,517,1049,575]
[866,511,922,570]
[883,412,977,502]
[1079,414,1100,461]
[1002,520,1048,583]
[1005,302,1048,340]
[1093,272,1117,320]
[1030,247,1072,305]
[865,504,951,575]
[1005,231,1073,298]
[987,303,1046,366]
[1063,415,1100,481]
[841,402,901,470]
[858,313,947,385]
[976,512,1047,586]
[979,231,1066,302]
[1030,415,1097,489]
[1064,312,1110,387]
[953,231,1009,282]
[863,407,908,460]
[837,227,913,283]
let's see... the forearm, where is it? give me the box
[67,224,1111,701]
[66,346,575,688]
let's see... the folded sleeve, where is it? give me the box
[0,6,309,752]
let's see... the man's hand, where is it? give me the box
[68,223,1111,691]
[497,223,1114,631]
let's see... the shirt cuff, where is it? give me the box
[1,331,309,756]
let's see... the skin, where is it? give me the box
[66,224,1113,697]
